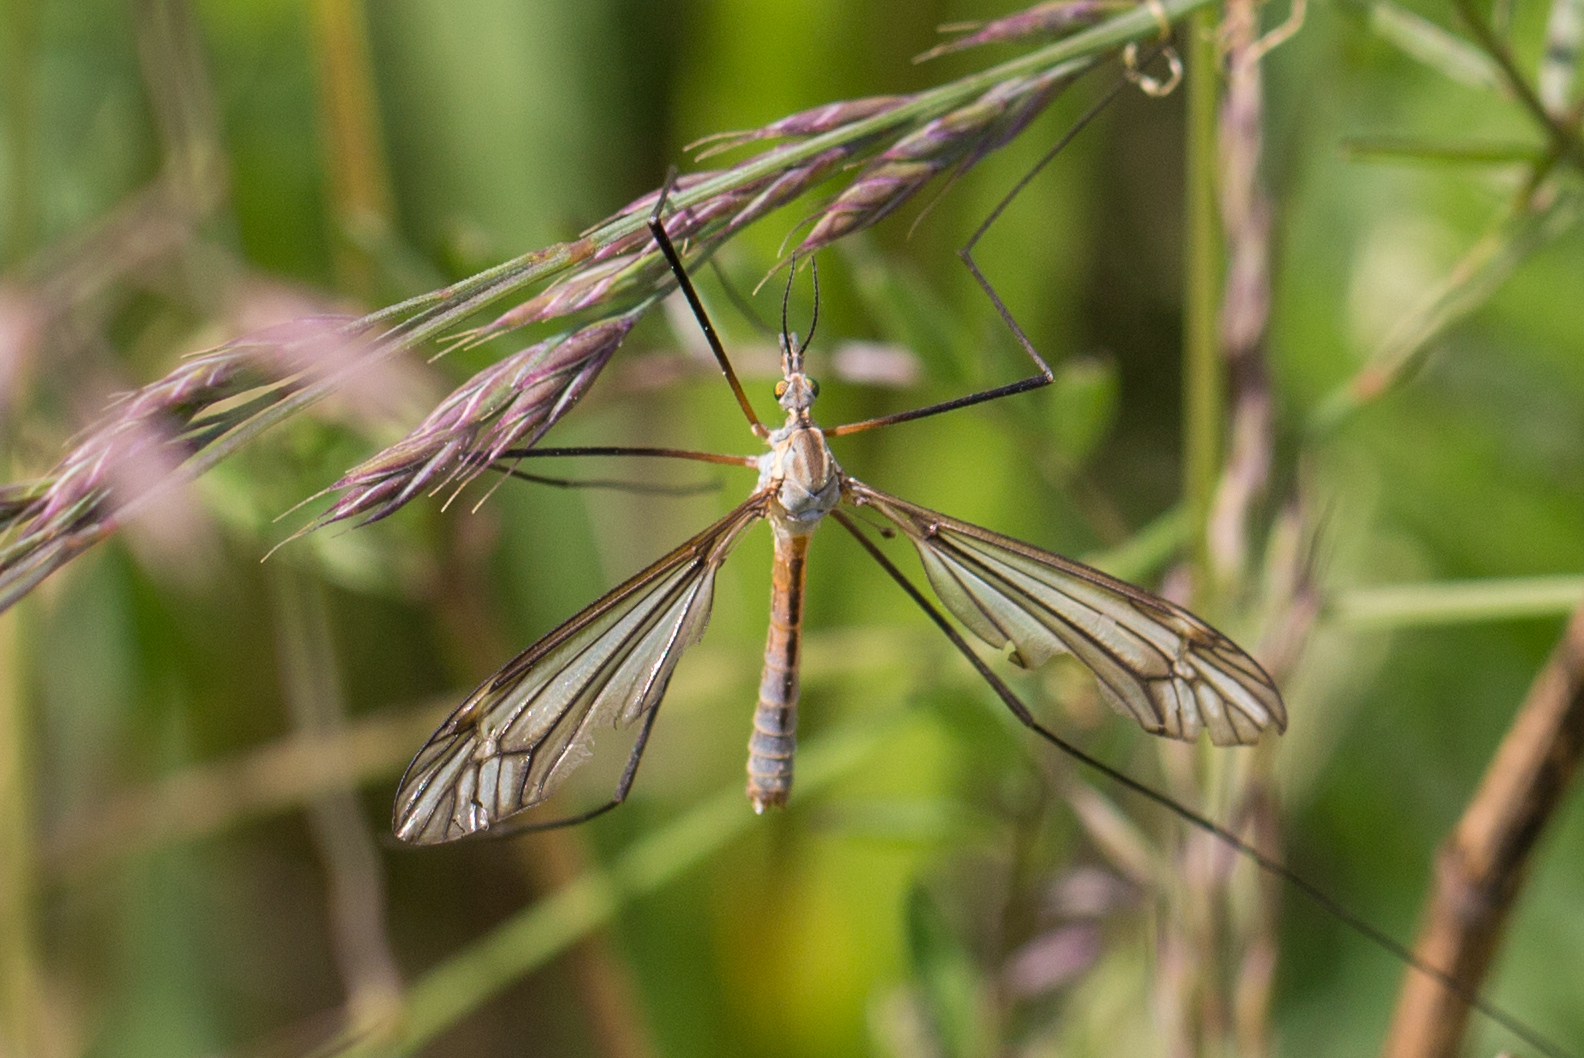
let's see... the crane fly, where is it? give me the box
[381,87,1577,1058]
[390,164,1287,846]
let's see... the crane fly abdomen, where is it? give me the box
[748,527,810,811]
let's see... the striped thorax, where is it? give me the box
[755,338,841,531]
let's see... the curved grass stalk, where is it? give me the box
[0,0,1216,615]
[1332,575,1584,629]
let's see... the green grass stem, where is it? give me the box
[1089,503,1191,583]
[1362,0,1504,91]
[334,708,914,1057]
[1,0,36,262]
[1332,575,1584,629]
[0,601,36,1057]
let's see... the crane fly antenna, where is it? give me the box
[800,259,820,356]
[781,252,797,353]
[649,165,768,438]
[830,509,1575,1058]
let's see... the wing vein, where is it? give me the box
[843,479,1285,747]
[393,492,768,843]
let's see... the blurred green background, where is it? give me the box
[2,0,1583,1056]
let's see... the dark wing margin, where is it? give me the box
[845,480,1285,746]
[393,492,769,845]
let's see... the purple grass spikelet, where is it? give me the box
[727,146,856,235]
[310,311,640,530]
[918,0,1125,62]
[0,344,264,608]
[798,68,1071,255]
[465,149,854,346]
[467,256,665,342]
[0,0,1140,611]
[690,96,911,158]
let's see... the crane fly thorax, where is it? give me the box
[758,420,840,531]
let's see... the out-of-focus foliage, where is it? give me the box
[1,1,1581,1057]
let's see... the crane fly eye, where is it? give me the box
[775,381,788,398]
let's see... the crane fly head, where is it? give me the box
[775,331,819,417]
[775,254,820,419]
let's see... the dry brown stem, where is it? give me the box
[271,566,403,1032]
[1381,598,1584,1058]
[1206,0,1275,593]
[1158,0,1288,1051]
[309,0,397,300]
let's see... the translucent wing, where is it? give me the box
[394,493,769,844]
[846,480,1285,746]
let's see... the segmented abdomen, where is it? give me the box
[747,529,809,811]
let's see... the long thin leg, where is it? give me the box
[827,76,1131,438]
[649,167,769,439]
[830,509,1570,1058]
[489,466,723,497]
[496,445,759,468]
